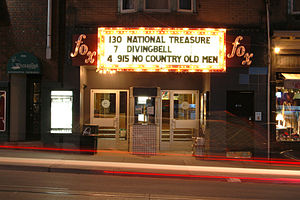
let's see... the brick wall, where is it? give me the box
[197,0,264,26]
[0,0,61,81]
[66,0,265,28]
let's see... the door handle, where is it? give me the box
[172,119,176,130]
[114,117,118,128]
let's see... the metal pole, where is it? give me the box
[266,0,271,160]
[46,0,52,59]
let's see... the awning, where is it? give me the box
[282,73,300,89]
[282,73,300,80]
[7,52,41,74]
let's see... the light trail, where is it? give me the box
[0,156,299,177]
[0,145,300,167]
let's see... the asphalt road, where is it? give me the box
[0,169,299,200]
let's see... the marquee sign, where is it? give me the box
[97,27,226,72]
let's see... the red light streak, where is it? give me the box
[103,170,300,184]
[0,144,299,167]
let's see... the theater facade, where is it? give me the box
[37,26,267,156]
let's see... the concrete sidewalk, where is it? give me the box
[0,147,299,183]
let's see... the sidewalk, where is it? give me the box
[0,145,300,184]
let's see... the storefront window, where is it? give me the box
[51,91,73,134]
[276,87,300,141]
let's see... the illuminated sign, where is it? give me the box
[227,36,253,65]
[97,27,226,72]
[70,34,97,66]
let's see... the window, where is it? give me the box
[120,0,195,13]
[51,91,73,134]
[178,0,193,12]
[0,0,9,26]
[290,0,300,14]
[144,0,170,12]
[276,87,300,142]
[120,0,137,13]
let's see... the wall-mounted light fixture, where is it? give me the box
[274,47,280,54]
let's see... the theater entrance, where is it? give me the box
[90,89,129,150]
[160,90,199,152]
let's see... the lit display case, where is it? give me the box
[50,91,73,134]
[130,87,159,154]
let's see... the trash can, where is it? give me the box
[80,124,98,154]
[80,135,97,154]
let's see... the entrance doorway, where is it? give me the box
[26,75,41,141]
[90,89,128,150]
[226,91,254,152]
[160,90,199,151]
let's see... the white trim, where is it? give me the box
[291,0,300,14]
[177,0,193,13]
[144,0,171,12]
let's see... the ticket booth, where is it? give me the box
[129,87,160,154]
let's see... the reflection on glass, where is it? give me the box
[173,93,196,120]
[94,93,116,118]
[276,87,300,141]
[51,91,73,133]
[119,91,127,140]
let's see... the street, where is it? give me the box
[0,169,299,200]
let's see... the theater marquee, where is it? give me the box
[97,27,226,72]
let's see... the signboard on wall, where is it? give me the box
[7,52,40,74]
[226,35,253,67]
[70,34,97,66]
[97,27,226,72]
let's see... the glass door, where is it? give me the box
[90,89,128,150]
[160,90,199,151]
